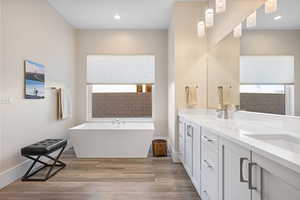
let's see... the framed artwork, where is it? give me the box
[24,60,45,99]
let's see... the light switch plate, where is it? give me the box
[0,97,12,104]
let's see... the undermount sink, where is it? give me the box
[245,134,300,153]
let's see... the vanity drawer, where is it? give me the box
[202,146,218,176]
[201,149,219,200]
[202,128,218,152]
[202,174,218,200]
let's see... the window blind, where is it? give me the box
[87,55,155,84]
[240,56,294,84]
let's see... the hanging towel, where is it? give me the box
[185,86,198,106]
[57,88,72,120]
[61,88,72,120]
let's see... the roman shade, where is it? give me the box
[87,55,155,84]
[240,56,294,84]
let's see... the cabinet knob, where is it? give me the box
[202,135,214,142]
[204,160,213,169]
[240,157,249,183]
[248,162,258,190]
[203,190,209,197]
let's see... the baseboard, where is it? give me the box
[0,160,31,189]
[168,141,181,163]
[0,144,72,190]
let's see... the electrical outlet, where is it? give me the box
[0,97,12,104]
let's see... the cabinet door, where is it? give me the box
[252,152,300,200]
[185,124,193,177]
[192,124,201,194]
[178,120,185,162]
[220,139,251,200]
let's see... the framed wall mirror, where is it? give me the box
[217,0,300,116]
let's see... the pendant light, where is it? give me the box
[197,21,205,37]
[205,9,214,28]
[233,23,242,38]
[265,0,277,14]
[247,11,257,28]
[216,0,226,14]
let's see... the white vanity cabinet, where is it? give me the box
[184,124,193,177]
[192,123,201,194]
[178,112,300,200]
[178,118,185,162]
[251,152,300,200]
[220,138,252,200]
[180,119,201,195]
[219,138,300,200]
[201,128,219,200]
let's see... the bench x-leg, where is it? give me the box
[22,144,66,181]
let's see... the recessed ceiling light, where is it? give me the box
[114,13,121,20]
[274,16,282,20]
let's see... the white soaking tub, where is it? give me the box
[69,121,154,158]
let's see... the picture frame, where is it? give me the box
[24,60,45,99]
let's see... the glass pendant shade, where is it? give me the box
[216,0,226,13]
[205,9,214,28]
[197,21,205,37]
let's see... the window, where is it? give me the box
[240,56,295,115]
[240,84,294,115]
[86,55,155,120]
[88,84,153,119]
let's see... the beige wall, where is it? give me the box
[75,30,168,137]
[168,2,207,155]
[241,30,300,115]
[0,0,75,172]
[0,0,3,169]
[174,2,208,110]
[207,34,240,108]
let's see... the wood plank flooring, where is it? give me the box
[0,150,200,200]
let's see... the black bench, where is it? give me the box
[21,139,67,181]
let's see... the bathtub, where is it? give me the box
[69,121,154,158]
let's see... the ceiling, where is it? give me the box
[247,0,300,30]
[48,0,205,29]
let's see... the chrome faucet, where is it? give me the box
[216,86,229,119]
[216,104,229,119]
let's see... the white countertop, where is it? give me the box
[178,109,300,174]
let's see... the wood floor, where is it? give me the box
[0,150,200,200]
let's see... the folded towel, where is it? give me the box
[185,86,198,106]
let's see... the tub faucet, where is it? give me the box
[113,118,121,125]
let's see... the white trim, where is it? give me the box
[87,118,154,122]
[0,160,31,189]
[285,85,295,116]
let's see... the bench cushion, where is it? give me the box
[21,139,67,156]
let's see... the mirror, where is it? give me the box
[230,0,299,116]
